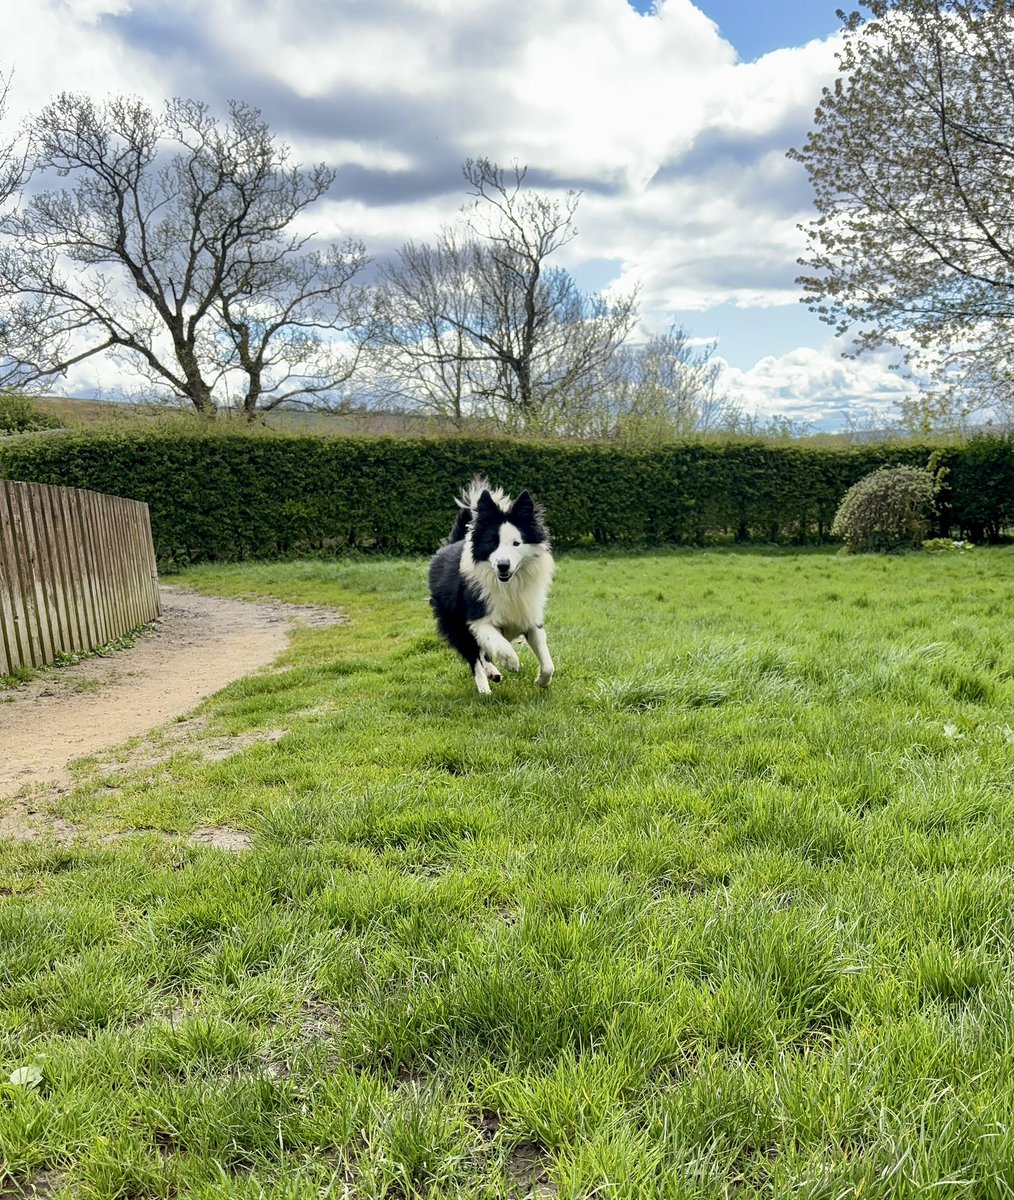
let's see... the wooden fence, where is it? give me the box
[0,479,160,677]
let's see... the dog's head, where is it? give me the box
[471,489,548,583]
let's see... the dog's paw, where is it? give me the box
[502,647,521,672]
[535,667,555,688]
[484,661,503,683]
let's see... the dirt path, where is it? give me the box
[0,585,344,802]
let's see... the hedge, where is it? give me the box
[0,427,1010,566]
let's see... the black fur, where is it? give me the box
[447,505,472,545]
[428,540,486,670]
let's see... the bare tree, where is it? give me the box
[0,72,26,212]
[459,158,638,426]
[535,326,738,441]
[0,70,37,391]
[368,232,488,425]
[0,93,372,416]
[790,0,1014,425]
[609,327,736,439]
[374,158,637,430]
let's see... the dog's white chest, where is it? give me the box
[470,550,554,638]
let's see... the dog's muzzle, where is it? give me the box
[495,562,512,582]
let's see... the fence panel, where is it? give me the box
[0,479,160,676]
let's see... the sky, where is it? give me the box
[1,0,924,431]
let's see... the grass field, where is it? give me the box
[2,545,1014,1198]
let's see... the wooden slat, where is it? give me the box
[67,487,98,654]
[0,479,160,675]
[0,481,29,675]
[9,480,48,668]
[120,498,145,633]
[116,497,142,636]
[52,484,87,655]
[81,488,110,648]
[139,500,162,619]
[31,483,70,660]
[40,484,77,656]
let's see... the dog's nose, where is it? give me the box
[495,560,511,577]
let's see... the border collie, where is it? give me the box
[428,477,555,695]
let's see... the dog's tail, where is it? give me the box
[446,475,511,543]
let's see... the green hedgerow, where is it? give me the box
[0,394,64,435]
[1,427,1010,562]
[831,465,937,553]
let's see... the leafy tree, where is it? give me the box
[373,159,637,431]
[0,93,372,416]
[790,0,1014,425]
[528,325,738,442]
[0,393,63,434]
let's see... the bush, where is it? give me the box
[831,465,937,552]
[0,393,64,435]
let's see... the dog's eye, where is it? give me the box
[512,540,520,547]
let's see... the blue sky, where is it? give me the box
[4,0,921,429]
[629,0,842,61]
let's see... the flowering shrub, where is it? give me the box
[831,465,937,552]
[922,537,975,554]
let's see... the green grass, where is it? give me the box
[3,546,1014,1197]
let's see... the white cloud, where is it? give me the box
[704,36,843,136]
[718,337,923,429]
[575,34,843,315]
[3,3,170,119]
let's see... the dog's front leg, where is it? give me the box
[470,621,521,672]
[471,653,504,695]
[525,624,555,687]
[472,659,493,694]
[480,653,502,683]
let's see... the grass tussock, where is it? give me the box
[2,546,1014,1196]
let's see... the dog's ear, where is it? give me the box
[476,489,499,520]
[511,490,534,521]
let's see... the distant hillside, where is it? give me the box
[26,392,983,446]
[31,394,465,438]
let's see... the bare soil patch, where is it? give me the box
[0,584,343,804]
[0,1171,65,1200]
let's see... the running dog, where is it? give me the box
[428,477,555,694]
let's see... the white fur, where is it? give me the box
[461,531,555,641]
[525,624,555,688]
[457,477,511,514]
[472,659,492,695]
